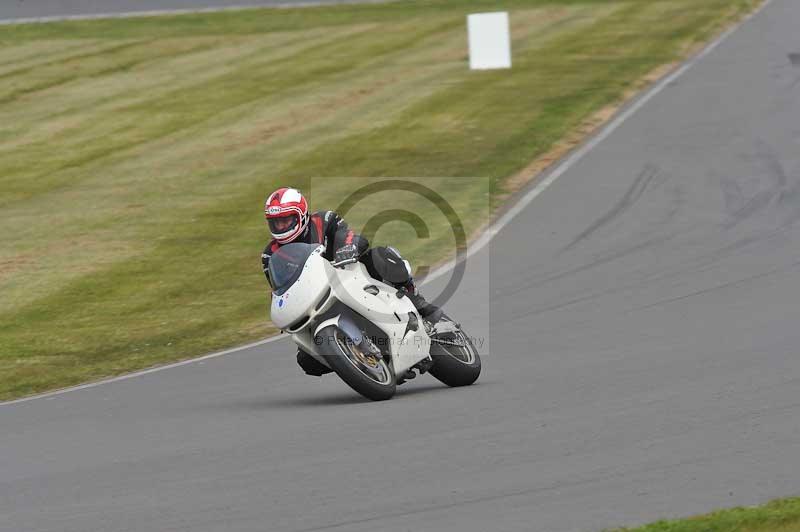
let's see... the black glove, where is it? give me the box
[334,244,359,264]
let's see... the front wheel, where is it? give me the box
[428,319,481,387]
[316,326,396,401]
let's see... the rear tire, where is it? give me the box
[428,320,481,387]
[316,326,396,401]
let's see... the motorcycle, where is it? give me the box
[268,243,481,400]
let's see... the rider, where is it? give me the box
[261,187,442,376]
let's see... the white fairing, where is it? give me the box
[269,246,329,330]
[270,250,431,379]
[326,262,429,375]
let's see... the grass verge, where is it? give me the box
[612,497,800,532]
[0,0,760,399]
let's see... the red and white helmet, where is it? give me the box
[264,187,309,244]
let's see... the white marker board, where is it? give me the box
[467,12,511,70]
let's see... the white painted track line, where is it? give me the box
[0,0,390,25]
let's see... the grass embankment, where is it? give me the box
[613,497,800,532]
[0,0,758,399]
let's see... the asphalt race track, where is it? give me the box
[2,1,799,531]
[0,0,376,21]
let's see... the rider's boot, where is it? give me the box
[403,281,443,325]
[297,349,332,376]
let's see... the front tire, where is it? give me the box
[316,326,396,401]
[428,319,481,387]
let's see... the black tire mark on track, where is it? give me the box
[561,163,662,253]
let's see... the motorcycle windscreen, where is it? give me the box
[268,243,321,295]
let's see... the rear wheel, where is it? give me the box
[316,326,396,401]
[428,319,481,387]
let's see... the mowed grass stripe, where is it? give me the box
[0,40,156,104]
[0,18,460,196]
[0,0,760,399]
[0,39,113,76]
[0,26,378,202]
[0,27,376,166]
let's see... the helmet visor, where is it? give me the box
[268,214,299,236]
